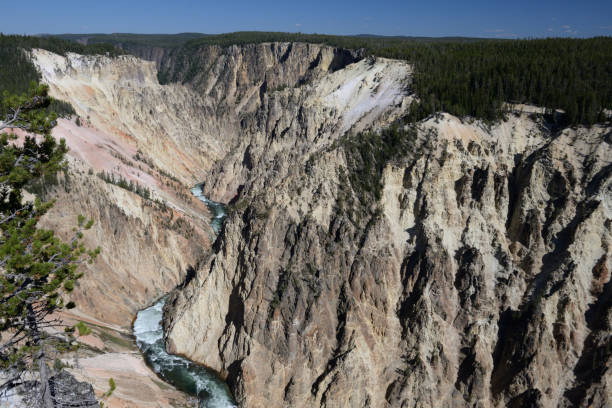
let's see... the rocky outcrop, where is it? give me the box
[49,370,100,408]
[0,370,99,408]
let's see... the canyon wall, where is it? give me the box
[157,45,611,407]
[165,108,611,407]
[30,49,221,329]
[29,43,611,407]
[28,43,381,327]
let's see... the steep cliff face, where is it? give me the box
[156,42,363,98]
[203,55,413,202]
[31,49,225,184]
[31,43,366,197]
[154,42,372,201]
[29,44,394,326]
[165,106,611,407]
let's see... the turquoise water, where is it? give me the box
[134,187,234,408]
[190,184,227,235]
[134,299,236,408]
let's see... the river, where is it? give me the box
[133,184,236,408]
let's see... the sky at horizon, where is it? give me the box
[2,0,611,39]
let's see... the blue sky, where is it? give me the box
[2,0,611,38]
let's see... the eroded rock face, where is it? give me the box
[29,43,611,407]
[155,42,364,103]
[29,45,406,329]
[38,156,209,328]
[165,111,611,407]
[29,50,219,328]
[31,48,225,185]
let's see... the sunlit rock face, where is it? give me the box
[30,43,611,408]
[165,111,611,407]
[28,43,405,329]
[31,48,225,185]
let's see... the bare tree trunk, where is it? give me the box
[26,303,54,408]
[74,344,80,369]
[36,349,54,408]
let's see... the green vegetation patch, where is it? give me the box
[54,33,208,49]
[340,125,418,217]
[75,321,92,336]
[97,171,152,200]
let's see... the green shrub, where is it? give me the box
[75,321,91,336]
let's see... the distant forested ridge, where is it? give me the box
[403,38,612,124]
[53,33,208,49]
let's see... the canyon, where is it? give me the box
[14,42,611,407]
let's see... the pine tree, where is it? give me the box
[0,83,99,407]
